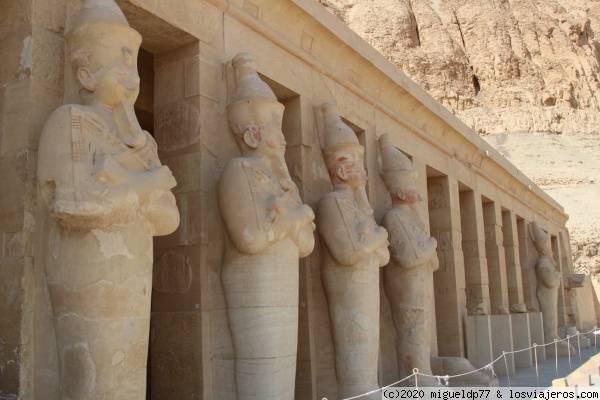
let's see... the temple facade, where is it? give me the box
[0,0,595,399]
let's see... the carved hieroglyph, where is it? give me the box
[378,133,439,386]
[317,101,389,399]
[36,0,180,398]
[218,52,315,399]
[529,221,574,357]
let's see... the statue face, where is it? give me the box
[255,123,287,157]
[339,160,367,189]
[78,46,140,107]
[399,186,421,204]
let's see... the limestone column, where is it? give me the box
[459,190,490,315]
[282,95,318,400]
[414,160,438,358]
[427,175,466,357]
[502,210,524,306]
[518,217,537,308]
[483,201,509,314]
[559,231,577,330]
[552,235,568,330]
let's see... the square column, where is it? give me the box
[465,315,493,369]
[529,312,547,362]
[502,210,524,306]
[460,190,490,315]
[428,175,467,357]
[414,160,439,358]
[517,217,537,309]
[511,313,533,368]
[490,315,515,376]
[552,235,567,329]
[483,200,509,314]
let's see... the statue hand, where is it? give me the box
[94,155,129,184]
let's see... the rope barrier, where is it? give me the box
[336,326,600,400]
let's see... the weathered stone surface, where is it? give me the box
[153,251,192,294]
[150,312,203,400]
[319,0,600,136]
[0,258,27,398]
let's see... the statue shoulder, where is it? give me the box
[223,157,260,170]
[41,105,110,141]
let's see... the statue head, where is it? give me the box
[228,52,286,157]
[321,101,366,189]
[529,221,552,257]
[66,0,142,107]
[379,133,420,204]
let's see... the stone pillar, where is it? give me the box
[490,315,515,376]
[502,210,524,307]
[518,217,537,309]
[483,201,509,314]
[414,160,438,358]
[459,190,490,315]
[427,175,466,357]
[511,313,533,368]
[552,235,567,330]
[559,231,578,330]
[282,95,319,400]
[529,312,547,362]
[465,315,493,369]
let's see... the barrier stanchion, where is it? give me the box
[413,368,419,390]
[533,343,540,388]
[554,339,561,378]
[503,351,511,387]
[567,335,572,371]
[577,333,582,363]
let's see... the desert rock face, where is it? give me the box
[319,0,600,277]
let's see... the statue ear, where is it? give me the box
[336,166,347,181]
[77,68,95,91]
[396,188,406,200]
[242,129,259,149]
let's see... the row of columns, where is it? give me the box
[425,175,571,375]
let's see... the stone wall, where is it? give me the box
[0,0,64,397]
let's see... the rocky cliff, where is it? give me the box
[319,0,600,274]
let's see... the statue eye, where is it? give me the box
[122,47,134,66]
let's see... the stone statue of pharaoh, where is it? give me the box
[529,221,574,357]
[317,101,390,399]
[378,133,439,386]
[218,52,315,400]
[36,0,180,398]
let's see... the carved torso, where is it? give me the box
[383,205,438,270]
[38,105,179,234]
[317,190,389,268]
